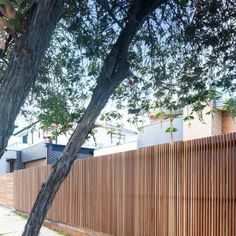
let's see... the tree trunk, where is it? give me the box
[0,0,63,157]
[22,0,164,235]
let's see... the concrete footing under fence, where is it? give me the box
[44,220,112,236]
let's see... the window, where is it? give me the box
[22,134,28,144]
[9,161,14,173]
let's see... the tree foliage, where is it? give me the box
[1,0,236,133]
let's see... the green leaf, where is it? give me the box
[165,127,178,133]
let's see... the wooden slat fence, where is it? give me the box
[0,173,14,207]
[13,133,236,235]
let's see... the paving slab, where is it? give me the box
[0,205,60,236]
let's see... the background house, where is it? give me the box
[0,142,94,173]
[137,98,236,148]
[0,120,136,173]
[7,120,137,150]
[182,107,236,140]
[22,142,94,169]
[1,96,235,173]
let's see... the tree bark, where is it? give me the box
[22,0,164,235]
[0,0,64,157]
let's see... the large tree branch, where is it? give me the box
[0,0,64,158]
[22,0,165,235]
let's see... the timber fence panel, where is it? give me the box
[12,133,236,235]
[0,173,14,207]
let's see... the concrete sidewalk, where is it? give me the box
[0,205,60,236]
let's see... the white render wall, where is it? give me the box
[94,141,137,156]
[0,153,7,173]
[183,106,222,141]
[137,117,183,148]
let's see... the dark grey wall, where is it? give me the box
[46,143,94,165]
